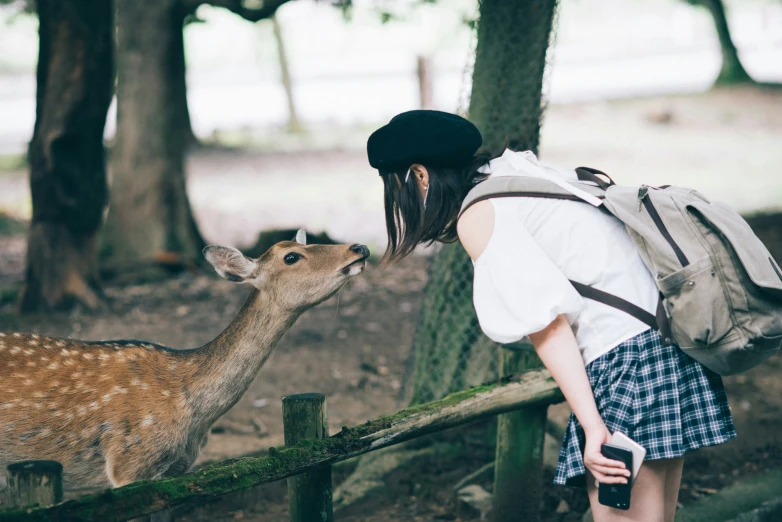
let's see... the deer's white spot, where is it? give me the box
[47,363,60,370]
[44,344,52,349]
[34,403,42,410]
[13,333,21,338]
[77,406,87,416]
[0,403,12,409]
[99,353,110,361]
[28,340,38,347]
[83,353,94,360]
[23,379,32,386]
[99,374,110,381]
[112,386,128,395]
[33,392,44,398]
[64,359,75,367]
[41,356,49,362]
[0,332,5,337]
[23,349,33,355]
[130,378,141,386]
[49,402,58,409]
[103,394,111,403]
[161,390,171,397]
[8,362,16,367]
[26,361,36,368]
[32,334,39,339]
[89,402,99,410]
[65,413,73,420]
[10,347,20,355]
[142,415,154,427]
[56,341,65,347]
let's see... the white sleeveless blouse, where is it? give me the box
[470,150,659,365]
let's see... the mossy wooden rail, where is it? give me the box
[0,369,563,522]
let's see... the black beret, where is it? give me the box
[367,110,482,173]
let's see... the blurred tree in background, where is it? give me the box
[17,0,114,312]
[101,0,293,280]
[687,0,754,85]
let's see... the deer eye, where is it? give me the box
[284,253,302,265]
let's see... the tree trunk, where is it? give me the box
[700,0,753,85]
[406,0,558,404]
[103,0,205,279]
[271,14,302,133]
[18,0,114,313]
[172,2,200,148]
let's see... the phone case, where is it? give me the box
[598,443,633,511]
[610,431,646,485]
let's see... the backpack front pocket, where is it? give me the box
[658,256,735,348]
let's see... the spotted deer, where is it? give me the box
[0,231,369,490]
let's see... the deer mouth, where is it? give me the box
[342,256,368,276]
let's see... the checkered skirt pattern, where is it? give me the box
[553,329,737,487]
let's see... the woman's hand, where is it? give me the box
[583,425,631,485]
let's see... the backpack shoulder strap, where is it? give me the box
[459,175,605,220]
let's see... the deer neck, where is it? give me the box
[187,288,301,427]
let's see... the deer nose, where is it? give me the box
[350,244,370,258]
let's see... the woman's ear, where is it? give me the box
[410,164,429,191]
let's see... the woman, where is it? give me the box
[366,110,736,522]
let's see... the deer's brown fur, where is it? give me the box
[0,235,368,490]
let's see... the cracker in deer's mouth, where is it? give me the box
[343,258,367,276]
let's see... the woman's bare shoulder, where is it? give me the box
[457,199,495,261]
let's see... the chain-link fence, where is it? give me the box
[402,0,561,406]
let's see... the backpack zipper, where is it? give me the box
[637,185,690,267]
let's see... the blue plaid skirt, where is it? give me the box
[553,329,736,487]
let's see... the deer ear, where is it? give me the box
[294,229,307,245]
[203,246,257,283]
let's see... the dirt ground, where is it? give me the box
[1,86,781,520]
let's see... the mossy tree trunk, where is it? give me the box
[18,0,114,313]
[407,0,558,404]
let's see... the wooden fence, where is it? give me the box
[0,367,563,522]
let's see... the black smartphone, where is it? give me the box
[598,443,633,511]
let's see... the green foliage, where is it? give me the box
[0,0,35,15]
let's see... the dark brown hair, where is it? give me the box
[380,150,494,263]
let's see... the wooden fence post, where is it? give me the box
[283,393,333,522]
[6,461,63,509]
[492,347,548,522]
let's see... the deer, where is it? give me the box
[0,230,369,491]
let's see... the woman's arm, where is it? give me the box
[458,201,629,484]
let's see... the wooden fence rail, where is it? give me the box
[0,368,563,522]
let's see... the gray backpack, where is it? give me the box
[460,168,782,375]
